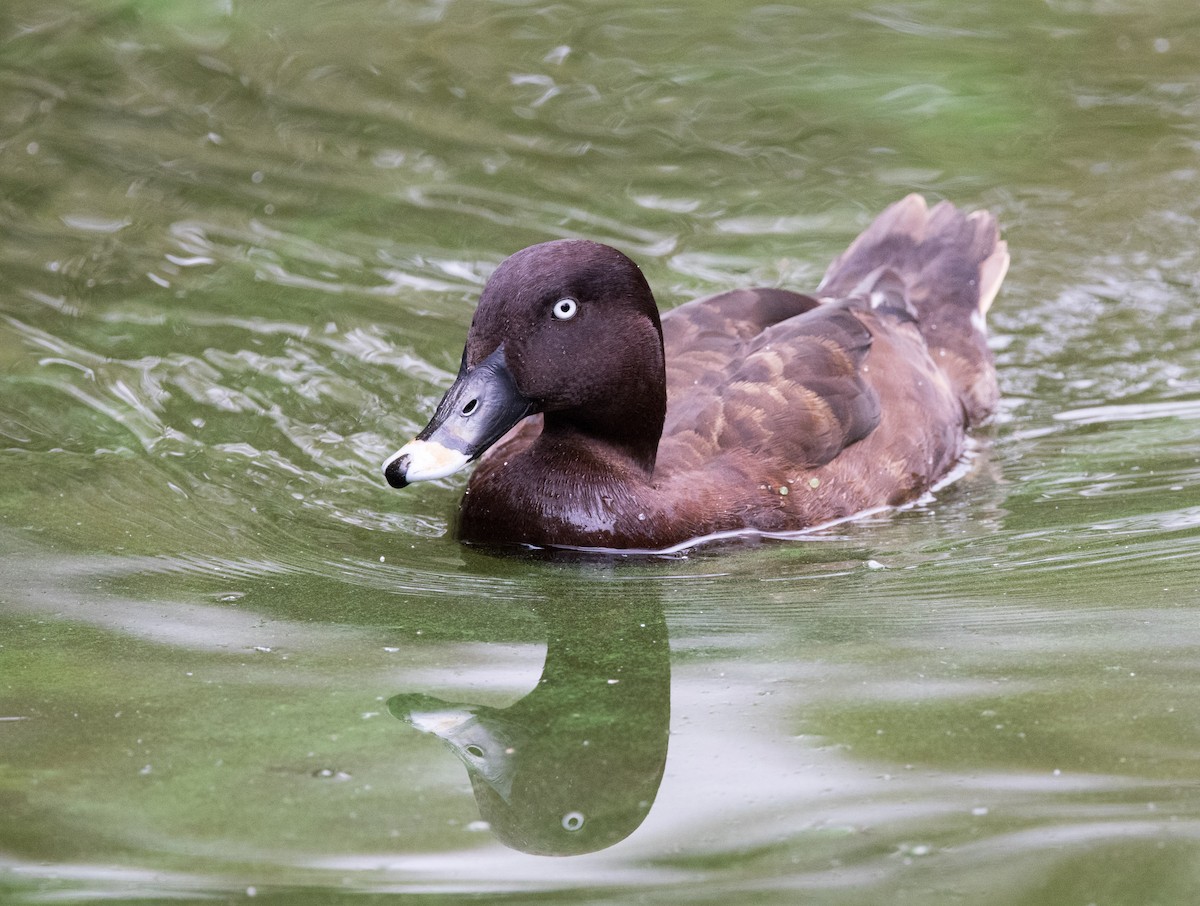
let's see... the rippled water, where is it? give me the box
[2,0,1199,903]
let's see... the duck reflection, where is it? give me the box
[388,595,670,856]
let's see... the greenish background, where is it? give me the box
[2,0,1199,903]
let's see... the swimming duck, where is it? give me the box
[383,195,1008,551]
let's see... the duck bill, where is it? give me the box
[383,345,534,489]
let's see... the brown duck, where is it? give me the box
[383,195,1009,551]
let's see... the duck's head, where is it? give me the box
[383,240,666,489]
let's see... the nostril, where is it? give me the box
[461,398,479,416]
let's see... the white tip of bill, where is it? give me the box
[383,438,471,484]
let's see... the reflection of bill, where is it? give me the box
[389,599,670,856]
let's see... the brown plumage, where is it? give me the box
[383,194,1009,551]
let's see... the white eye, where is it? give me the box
[552,298,578,320]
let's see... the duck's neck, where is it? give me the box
[459,420,665,549]
[538,416,658,481]
[539,313,668,477]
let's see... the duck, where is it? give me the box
[382,194,1009,552]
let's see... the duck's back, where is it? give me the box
[658,287,880,476]
[653,195,1008,534]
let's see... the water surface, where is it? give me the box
[2,1,1199,903]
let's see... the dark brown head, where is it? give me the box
[383,240,667,488]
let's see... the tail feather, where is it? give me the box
[817,195,1009,425]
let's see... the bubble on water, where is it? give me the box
[313,768,352,781]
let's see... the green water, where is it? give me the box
[2,0,1199,902]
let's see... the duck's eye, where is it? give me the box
[552,298,578,320]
